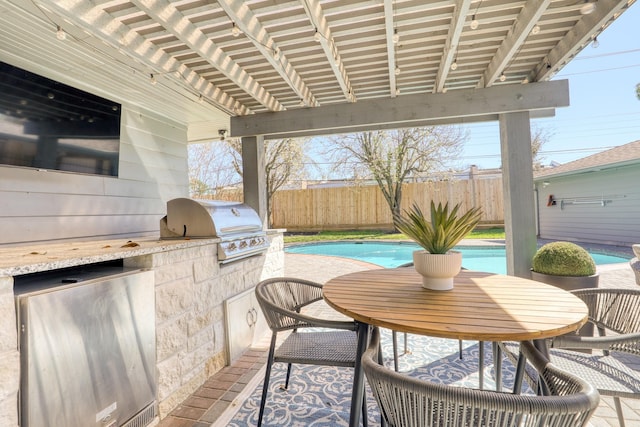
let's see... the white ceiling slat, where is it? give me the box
[478,0,552,88]
[34,0,245,118]
[130,0,282,112]
[217,0,318,108]
[383,0,397,98]
[0,3,225,130]
[533,0,633,83]
[434,0,473,93]
[300,0,355,103]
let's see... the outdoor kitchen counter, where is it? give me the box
[0,237,220,276]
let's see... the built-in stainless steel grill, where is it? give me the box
[160,198,268,263]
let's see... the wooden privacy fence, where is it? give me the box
[269,178,504,231]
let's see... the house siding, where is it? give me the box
[537,164,640,246]
[0,105,189,245]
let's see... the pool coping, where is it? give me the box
[284,238,634,270]
[285,238,506,248]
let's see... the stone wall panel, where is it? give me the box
[0,394,18,427]
[155,277,195,322]
[0,277,16,352]
[156,354,181,401]
[156,314,188,361]
[0,350,19,402]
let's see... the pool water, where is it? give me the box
[285,241,630,275]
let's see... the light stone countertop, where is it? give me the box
[0,237,219,276]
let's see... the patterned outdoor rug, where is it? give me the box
[219,329,526,426]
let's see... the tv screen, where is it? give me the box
[0,61,121,176]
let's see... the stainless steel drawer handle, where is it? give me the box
[247,308,258,326]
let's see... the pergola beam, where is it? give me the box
[239,109,556,139]
[477,0,552,88]
[434,0,473,93]
[217,0,317,108]
[532,0,631,82]
[301,0,355,103]
[131,0,282,112]
[231,80,569,137]
[383,0,398,98]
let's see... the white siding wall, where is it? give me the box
[537,165,640,246]
[0,106,190,245]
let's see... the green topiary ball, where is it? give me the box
[532,241,596,277]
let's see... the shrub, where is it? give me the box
[532,241,596,277]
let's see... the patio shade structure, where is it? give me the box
[1,0,636,276]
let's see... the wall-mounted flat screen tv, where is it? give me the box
[0,61,121,177]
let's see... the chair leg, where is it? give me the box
[614,397,626,427]
[493,342,502,392]
[362,391,368,427]
[513,349,525,395]
[282,363,293,389]
[375,338,385,427]
[392,330,399,371]
[257,334,277,427]
[392,330,410,371]
[459,339,463,359]
[403,332,408,355]
[478,341,484,390]
[349,323,370,427]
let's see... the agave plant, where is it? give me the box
[393,201,483,254]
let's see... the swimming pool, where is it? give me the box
[285,241,630,274]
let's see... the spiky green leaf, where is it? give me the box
[393,201,482,254]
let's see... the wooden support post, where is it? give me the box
[241,135,268,229]
[499,112,537,278]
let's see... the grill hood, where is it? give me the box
[160,198,268,263]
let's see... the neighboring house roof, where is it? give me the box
[535,140,640,179]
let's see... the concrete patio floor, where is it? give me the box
[158,241,639,427]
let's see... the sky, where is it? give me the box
[462,4,640,169]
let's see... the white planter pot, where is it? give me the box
[412,250,462,291]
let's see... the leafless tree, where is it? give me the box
[188,141,240,198]
[325,126,468,221]
[531,124,554,169]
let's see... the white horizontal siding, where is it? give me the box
[0,215,160,243]
[0,105,190,245]
[537,165,640,246]
[1,193,164,217]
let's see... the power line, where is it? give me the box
[540,146,618,155]
[460,145,623,161]
[557,63,640,77]
[573,48,640,60]
[300,144,623,165]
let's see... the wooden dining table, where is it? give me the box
[323,267,589,427]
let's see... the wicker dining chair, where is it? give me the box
[254,277,367,427]
[502,288,640,427]
[363,326,599,427]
